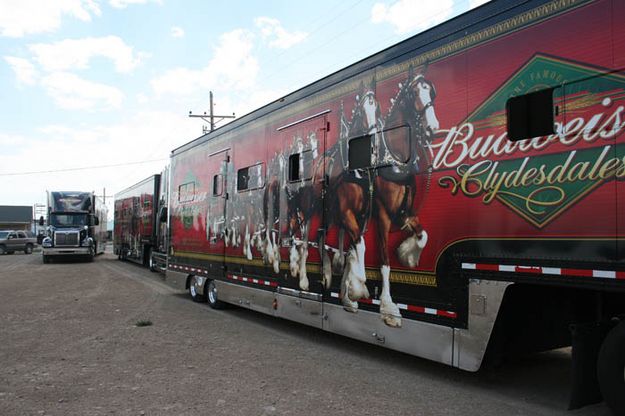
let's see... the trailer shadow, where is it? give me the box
[215,305,610,415]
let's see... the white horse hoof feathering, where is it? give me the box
[289,244,300,278]
[321,248,332,289]
[397,230,428,268]
[271,232,280,274]
[340,275,360,313]
[345,238,369,300]
[243,225,252,260]
[379,265,402,328]
[298,243,309,291]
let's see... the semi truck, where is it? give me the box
[116,0,625,412]
[114,173,169,271]
[41,191,107,263]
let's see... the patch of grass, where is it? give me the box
[135,320,153,327]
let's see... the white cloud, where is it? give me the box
[0,133,27,147]
[151,29,258,96]
[371,0,454,34]
[109,0,161,9]
[171,26,185,38]
[255,17,307,49]
[0,110,197,212]
[29,36,147,73]
[41,72,124,110]
[4,57,39,85]
[0,0,100,38]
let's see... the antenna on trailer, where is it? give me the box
[189,91,236,134]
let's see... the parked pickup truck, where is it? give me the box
[0,230,37,254]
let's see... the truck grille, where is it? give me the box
[55,231,79,247]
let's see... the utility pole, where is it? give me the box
[189,91,236,134]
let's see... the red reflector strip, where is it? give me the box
[561,268,593,278]
[514,266,542,274]
[476,263,498,271]
[168,264,209,275]
[462,263,623,281]
[331,293,456,319]
[227,273,278,288]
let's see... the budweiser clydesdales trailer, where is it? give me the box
[160,0,625,412]
[114,173,168,271]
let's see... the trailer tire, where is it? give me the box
[189,275,206,303]
[207,280,226,310]
[597,320,625,415]
[24,244,33,254]
[0,245,5,255]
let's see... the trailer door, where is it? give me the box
[274,112,328,326]
[206,149,230,275]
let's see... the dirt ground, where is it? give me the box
[0,250,611,416]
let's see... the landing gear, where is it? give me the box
[598,321,625,415]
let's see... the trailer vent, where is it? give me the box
[55,231,79,247]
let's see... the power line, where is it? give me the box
[0,158,168,177]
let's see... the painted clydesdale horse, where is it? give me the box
[252,66,438,329]
[327,66,439,327]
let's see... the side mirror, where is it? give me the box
[39,216,45,226]
[93,216,99,226]
[159,207,168,223]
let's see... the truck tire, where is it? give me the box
[0,245,5,255]
[207,280,226,310]
[189,275,206,302]
[148,250,157,272]
[43,255,50,264]
[24,244,33,254]
[597,320,625,415]
[87,246,95,262]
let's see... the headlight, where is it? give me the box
[42,237,52,248]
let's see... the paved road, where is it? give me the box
[0,252,611,416]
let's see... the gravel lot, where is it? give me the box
[0,250,611,416]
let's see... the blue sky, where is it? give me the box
[0,0,487,218]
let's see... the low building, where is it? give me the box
[0,205,33,231]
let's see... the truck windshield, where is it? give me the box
[50,214,87,227]
[0,231,8,238]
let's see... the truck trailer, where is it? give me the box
[114,173,168,271]
[115,0,625,412]
[41,191,107,263]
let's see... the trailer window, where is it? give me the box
[178,182,195,203]
[349,135,372,170]
[237,163,264,192]
[213,174,223,196]
[237,167,249,191]
[506,88,555,141]
[288,150,313,182]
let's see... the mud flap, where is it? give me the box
[568,322,609,410]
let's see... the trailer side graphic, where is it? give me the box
[116,1,625,412]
